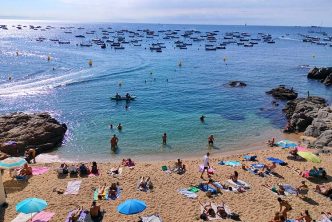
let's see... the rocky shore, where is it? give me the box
[282,96,332,148]
[307,67,332,86]
[266,85,298,100]
[0,112,67,157]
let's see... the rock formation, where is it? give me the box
[0,112,67,156]
[266,85,298,100]
[228,81,247,87]
[307,67,332,86]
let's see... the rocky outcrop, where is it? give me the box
[0,112,67,156]
[228,81,247,87]
[282,97,332,148]
[307,67,332,86]
[266,85,298,100]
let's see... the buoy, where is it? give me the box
[88,59,93,66]
[47,55,51,61]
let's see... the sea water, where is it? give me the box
[0,20,331,161]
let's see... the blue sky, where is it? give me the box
[1,0,332,26]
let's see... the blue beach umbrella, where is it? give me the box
[0,157,27,170]
[16,197,47,214]
[276,140,297,148]
[117,199,146,215]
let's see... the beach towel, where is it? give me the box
[243,155,257,161]
[31,211,55,222]
[178,188,198,199]
[282,184,297,195]
[64,180,82,195]
[227,179,250,188]
[251,163,265,169]
[267,157,287,165]
[319,214,332,222]
[219,161,241,167]
[108,167,123,177]
[93,187,110,201]
[32,167,49,176]
[188,186,200,193]
[142,214,163,222]
[11,213,37,222]
[65,210,88,222]
[198,183,217,194]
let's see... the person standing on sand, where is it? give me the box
[162,133,167,145]
[201,152,210,179]
[277,197,292,219]
[110,134,119,151]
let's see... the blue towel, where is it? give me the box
[243,155,257,161]
[251,163,264,169]
[198,184,217,194]
[219,161,241,166]
[267,157,286,165]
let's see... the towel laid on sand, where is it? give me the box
[142,214,162,222]
[227,179,250,188]
[219,161,241,167]
[93,187,109,201]
[31,211,55,222]
[11,213,37,222]
[178,188,198,198]
[200,203,232,220]
[109,186,121,200]
[32,167,49,176]
[64,180,82,195]
[65,210,89,222]
[267,157,287,165]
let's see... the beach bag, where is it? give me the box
[161,166,168,171]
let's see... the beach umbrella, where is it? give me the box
[0,157,26,206]
[16,198,47,215]
[298,151,321,163]
[117,199,146,215]
[0,157,27,170]
[276,140,297,148]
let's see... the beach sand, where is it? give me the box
[1,141,332,222]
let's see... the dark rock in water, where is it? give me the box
[307,67,332,86]
[0,112,67,156]
[266,85,298,100]
[228,81,247,87]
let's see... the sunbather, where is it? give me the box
[262,183,285,195]
[296,181,309,198]
[90,201,102,222]
[91,161,99,174]
[296,210,312,222]
[230,171,238,182]
[216,201,228,219]
[122,158,135,167]
[200,178,222,194]
[138,176,152,191]
[18,163,32,176]
[315,184,332,196]
[320,212,332,221]
[79,163,89,175]
[199,201,216,218]
[173,159,186,174]
[68,164,78,174]
[70,206,83,222]
[289,147,299,159]
[98,183,107,200]
[53,187,65,194]
[264,162,277,173]
[58,163,68,174]
[109,182,119,198]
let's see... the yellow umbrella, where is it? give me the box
[298,151,321,163]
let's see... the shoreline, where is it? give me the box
[36,129,303,163]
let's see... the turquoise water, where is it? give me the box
[0,21,331,161]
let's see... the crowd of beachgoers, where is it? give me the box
[1,137,331,222]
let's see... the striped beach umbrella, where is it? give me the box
[0,157,27,170]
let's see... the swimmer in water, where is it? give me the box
[109,124,113,129]
[117,123,122,131]
[200,115,205,122]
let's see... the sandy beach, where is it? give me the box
[1,136,331,222]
